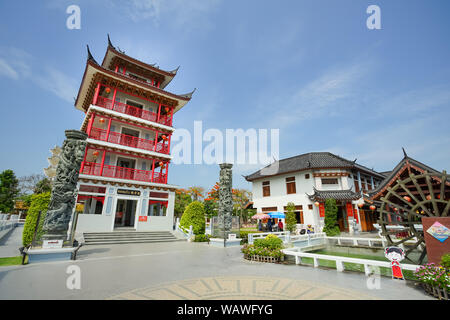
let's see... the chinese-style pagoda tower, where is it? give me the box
[72,36,194,238]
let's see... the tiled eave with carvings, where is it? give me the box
[80,105,175,134]
[78,175,178,192]
[74,61,191,114]
[313,172,349,178]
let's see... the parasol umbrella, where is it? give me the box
[252,213,270,220]
[268,211,285,219]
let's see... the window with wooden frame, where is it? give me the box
[262,181,271,197]
[305,174,310,179]
[321,178,338,185]
[286,177,296,194]
[354,179,360,193]
[308,204,313,210]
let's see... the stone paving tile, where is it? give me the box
[108,275,376,300]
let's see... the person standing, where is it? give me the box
[278,219,284,231]
[267,219,272,232]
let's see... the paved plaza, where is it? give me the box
[0,238,432,300]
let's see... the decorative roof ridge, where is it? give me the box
[86,60,192,101]
[86,45,98,65]
[179,88,196,99]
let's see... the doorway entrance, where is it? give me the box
[114,199,137,228]
[337,205,349,232]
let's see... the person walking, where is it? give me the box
[258,220,262,231]
[278,219,284,231]
[267,219,272,232]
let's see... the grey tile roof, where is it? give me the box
[245,152,384,181]
[307,188,361,201]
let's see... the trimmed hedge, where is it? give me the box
[22,192,51,247]
[193,234,210,242]
[179,201,205,235]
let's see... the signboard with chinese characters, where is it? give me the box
[43,240,64,249]
[117,189,141,196]
[422,217,450,264]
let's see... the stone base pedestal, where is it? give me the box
[209,238,242,248]
[26,247,78,263]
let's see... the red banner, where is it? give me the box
[319,203,325,217]
[346,203,353,217]
[354,209,359,223]
[139,216,148,222]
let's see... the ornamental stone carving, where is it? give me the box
[42,130,87,239]
[218,163,233,239]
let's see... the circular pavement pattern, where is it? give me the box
[108,275,376,300]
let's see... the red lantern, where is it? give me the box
[403,196,411,202]
[92,151,99,158]
[99,118,105,124]
[162,135,167,141]
[370,205,376,211]
[165,107,169,113]
[357,203,364,208]
[394,207,398,212]
[437,194,441,199]
[105,87,111,94]
[426,195,432,200]
[314,201,320,207]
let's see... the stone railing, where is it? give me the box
[282,247,419,274]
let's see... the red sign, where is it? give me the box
[139,216,147,222]
[346,203,354,217]
[319,203,325,217]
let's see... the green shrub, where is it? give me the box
[323,198,340,236]
[22,192,51,247]
[241,244,284,259]
[285,202,297,232]
[179,201,205,235]
[194,234,210,242]
[254,234,283,250]
[441,253,450,270]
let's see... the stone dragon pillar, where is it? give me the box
[218,163,233,239]
[42,130,87,241]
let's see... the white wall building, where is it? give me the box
[245,152,386,232]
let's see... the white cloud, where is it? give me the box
[261,61,373,128]
[0,46,77,103]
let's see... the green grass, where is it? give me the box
[0,256,27,267]
[297,250,416,280]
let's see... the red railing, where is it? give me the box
[95,96,172,126]
[89,127,168,154]
[81,162,167,184]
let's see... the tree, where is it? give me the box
[232,189,251,221]
[187,186,204,201]
[323,198,340,236]
[34,178,52,194]
[0,169,19,213]
[174,188,192,219]
[22,192,51,247]
[18,174,46,195]
[179,201,206,235]
[204,198,218,218]
[285,202,297,232]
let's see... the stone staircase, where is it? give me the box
[82,230,183,245]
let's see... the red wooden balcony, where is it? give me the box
[89,127,169,155]
[95,96,172,127]
[80,162,167,184]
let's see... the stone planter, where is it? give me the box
[244,254,281,263]
[422,283,449,300]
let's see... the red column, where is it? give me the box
[157,104,161,122]
[151,159,155,182]
[153,131,159,151]
[80,147,89,173]
[111,88,117,111]
[87,113,96,136]
[167,134,172,154]
[99,150,106,176]
[93,82,100,105]
[165,163,168,184]
[105,117,112,143]
[169,107,174,126]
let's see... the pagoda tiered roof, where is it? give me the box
[74,39,195,114]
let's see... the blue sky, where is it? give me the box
[0,0,449,191]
